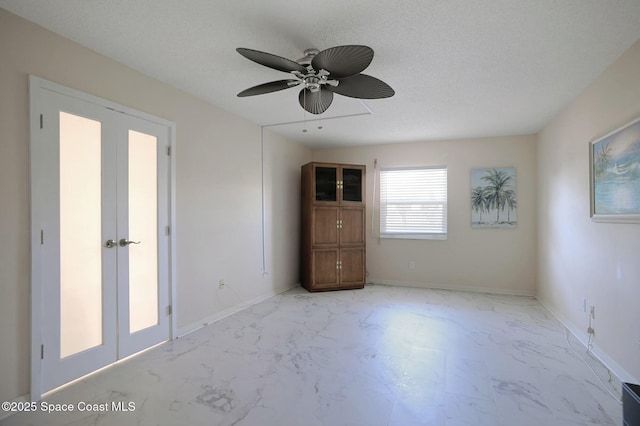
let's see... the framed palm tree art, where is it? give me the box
[590,115,640,223]
[471,167,517,228]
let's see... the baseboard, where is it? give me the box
[0,394,30,421]
[369,279,536,297]
[537,295,640,385]
[177,283,298,338]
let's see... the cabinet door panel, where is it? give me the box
[340,248,365,286]
[340,207,365,245]
[312,207,339,246]
[312,250,339,288]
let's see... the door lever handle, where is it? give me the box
[119,238,141,247]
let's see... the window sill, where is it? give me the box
[380,233,447,240]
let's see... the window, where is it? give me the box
[379,166,447,239]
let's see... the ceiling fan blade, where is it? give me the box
[311,45,373,78]
[330,74,395,99]
[298,87,334,114]
[236,48,307,74]
[237,80,299,97]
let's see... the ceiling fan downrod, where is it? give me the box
[296,48,320,65]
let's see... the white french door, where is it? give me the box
[32,80,173,395]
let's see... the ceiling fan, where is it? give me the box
[236,45,394,114]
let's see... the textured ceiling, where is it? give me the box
[2,0,640,147]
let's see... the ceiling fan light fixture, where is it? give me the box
[305,76,321,92]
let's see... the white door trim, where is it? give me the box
[29,76,178,400]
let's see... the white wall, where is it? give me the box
[263,131,309,291]
[0,9,311,402]
[537,40,640,383]
[313,135,537,295]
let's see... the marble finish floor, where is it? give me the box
[2,284,623,426]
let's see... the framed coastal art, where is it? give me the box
[470,167,516,228]
[590,115,640,223]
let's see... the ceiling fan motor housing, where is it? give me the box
[304,76,321,92]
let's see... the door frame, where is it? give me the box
[29,76,178,400]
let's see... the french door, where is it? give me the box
[32,81,172,395]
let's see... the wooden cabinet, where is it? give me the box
[301,162,366,292]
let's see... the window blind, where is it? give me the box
[379,166,447,239]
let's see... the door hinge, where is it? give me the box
[167,146,171,156]
[40,230,44,245]
[167,305,172,316]
[165,225,171,236]
[40,344,44,360]
[40,114,43,129]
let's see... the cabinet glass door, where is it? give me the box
[315,167,337,202]
[342,168,363,202]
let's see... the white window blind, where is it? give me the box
[379,166,447,239]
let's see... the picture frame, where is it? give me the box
[590,115,640,223]
[470,167,517,229]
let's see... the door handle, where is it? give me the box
[104,239,117,248]
[119,238,141,247]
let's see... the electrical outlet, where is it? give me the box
[583,298,587,313]
[219,279,225,289]
[408,261,416,270]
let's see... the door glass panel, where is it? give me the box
[342,168,362,202]
[128,130,158,333]
[315,167,337,201]
[59,112,103,358]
